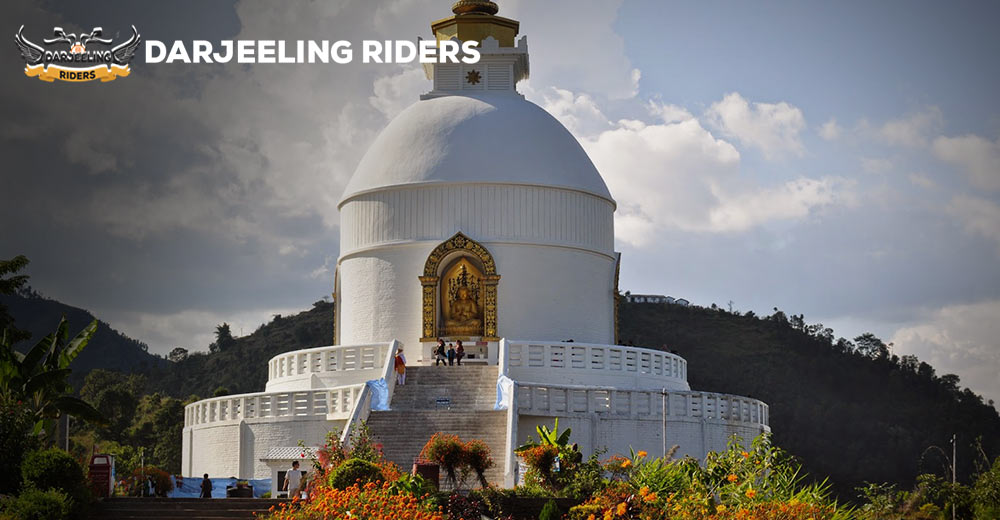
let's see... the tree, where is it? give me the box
[0,317,106,438]
[0,255,31,343]
[167,347,188,363]
[127,393,185,473]
[854,332,889,359]
[80,369,146,443]
[211,323,236,353]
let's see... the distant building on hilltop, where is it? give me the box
[623,291,690,306]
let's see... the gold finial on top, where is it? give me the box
[451,0,499,16]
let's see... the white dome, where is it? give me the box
[339,94,614,205]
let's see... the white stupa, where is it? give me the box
[183,1,768,488]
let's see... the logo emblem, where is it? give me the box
[15,25,141,82]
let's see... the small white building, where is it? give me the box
[182,0,768,486]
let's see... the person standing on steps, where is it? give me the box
[285,460,303,499]
[394,347,407,385]
[199,473,212,498]
[435,338,447,366]
[447,343,456,365]
[456,340,465,365]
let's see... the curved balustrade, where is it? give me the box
[500,340,689,391]
[515,383,768,429]
[266,343,394,391]
[184,385,365,428]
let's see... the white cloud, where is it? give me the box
[704,92,806,159]
[948,195,1000,254]
[818,118,842,141]
[535,86,614,136]
[573,94,848,243]
[878,107,942,148]
[932,134,1000,191]
[908,172,936,189]
[370,66,427,120]
[707,177,849,233]
[861,156,893,174]
[891,300,1000,405]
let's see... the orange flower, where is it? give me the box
[616,502,628,516]
[741,451,750,458]
[621,459,632,468]
[639,486,650,497]
[746,487,757,498]
[727,473,738,482]
[637,450,648,458]
[643,492,658,503]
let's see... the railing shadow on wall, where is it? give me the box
[338,340,401,448]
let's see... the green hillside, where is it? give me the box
[142,301,334,398]
[618,301,1000,500]
[0,292,167,387]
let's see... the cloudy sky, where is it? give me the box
[2,0,998,404]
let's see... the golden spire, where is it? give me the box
[433,0,518,47]
[451,0,499,16]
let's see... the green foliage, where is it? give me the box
[972,456,1000,519]
[388,473,436,499]
[1,488,73,520]
[21,448,87,496]
[79,369,146,443]
[619,300,1000,499]
[20,448,91,519]
[328,458,383,489]
[0,255,31,343]
[538,498,560,520]
[0,396,39,494]
[126,393,185,473]
[120,466,174,497]
[464,439,495,489]
[515,420,588,496]
[0,316,105,438]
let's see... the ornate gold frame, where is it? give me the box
[420,232,500,341]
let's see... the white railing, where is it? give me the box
[515,383,768,428]
[500,340,690,391]
[340,340,401,447]
[267,343,394,386]
[184,385,365,427]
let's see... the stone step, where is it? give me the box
[392,365,500,411]
[367,409,508,488]
[93,498,286,520]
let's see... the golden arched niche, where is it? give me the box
[419,232,499,341]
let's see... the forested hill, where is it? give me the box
[0,292,166,386]
[618,301,1000,500]
[141,300,334,398]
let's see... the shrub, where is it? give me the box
[121,466,174,497]
[2,488,73,520]
[21,448,86,496]
[0,397,38,494]
[973,456,1000,519]
[539,499,561,520]
[463,439,494,489]
[328,458,384,489]
[420,433,466,487]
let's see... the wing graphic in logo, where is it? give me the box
[111,25,141,66]
[14,25,44,66]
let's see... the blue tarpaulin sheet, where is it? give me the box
[368,378,389,411]
[168,477,272,498]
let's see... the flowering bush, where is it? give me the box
[463,439,495,489]
[262,480,443,520]
[568,434,853,520]
[420,433,466,487]
[120,466,173,497]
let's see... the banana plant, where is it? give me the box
[1,317,107,438]
[515,418,573,452]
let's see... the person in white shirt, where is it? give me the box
[284,460,303,498]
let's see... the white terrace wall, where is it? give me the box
[265,343,394,392]
[182,386,363,479]
[501,340,689,391]
[513,384,769,473]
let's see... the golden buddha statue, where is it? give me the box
[445,286,482,331]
